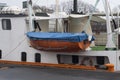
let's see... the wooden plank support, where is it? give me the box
[0,60,96,70]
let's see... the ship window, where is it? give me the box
[2,19,11,30]
[72,55,79,64]
[119,56,120,64]
[23,1,27,8]
[0,50,2,59]
[21,52,27,61]
[96,56,105,65]
[118,34,120,49]
[64,20,69,32]
[57,54,61,64]
[35,53,41,62]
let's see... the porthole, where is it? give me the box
[21,52,27,61]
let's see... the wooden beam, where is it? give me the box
[0,60,96,70]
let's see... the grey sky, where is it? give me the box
[0,0,120,11]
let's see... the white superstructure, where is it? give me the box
[0,0,120,71]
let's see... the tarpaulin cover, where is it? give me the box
[27,32,94,42]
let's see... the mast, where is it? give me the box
[27,0,34,31]
[55,0,59,32]
[73,0,77,13]
[71,0,78,14]
[104,0,116,50]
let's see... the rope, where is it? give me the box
[34,0,40,5]
[2,36,27,59]
[82,0,100,32]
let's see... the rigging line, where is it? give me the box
[34,0,40,5]
[108,0,118,18]
[117,8,120,28]
[2,36,27,59]
[46,0,48,7]
[108,2,114,19]
[102,0,105,11]
[82,0,100,32]
[117,8,120,35]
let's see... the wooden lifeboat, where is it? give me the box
[27,32,94,52]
